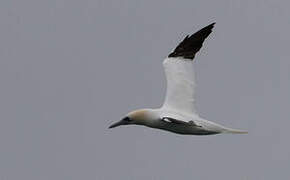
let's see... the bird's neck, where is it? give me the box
[129,108,161,126]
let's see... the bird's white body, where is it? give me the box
[109,23,247,135]
[127,108,247,135]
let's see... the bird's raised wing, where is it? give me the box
[162,23,215,115]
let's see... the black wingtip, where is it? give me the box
[168,23,215,60]
[205,22,216,29]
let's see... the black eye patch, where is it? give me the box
[123,117,131,122]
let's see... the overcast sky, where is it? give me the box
[0,0,290,179]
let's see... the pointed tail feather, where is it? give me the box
[223,128,248,134]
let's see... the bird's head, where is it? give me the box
[109,109,156,129]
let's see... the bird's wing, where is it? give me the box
[162,23,215,115]
[162,117,201,127]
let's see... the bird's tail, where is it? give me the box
[223,127,248,134]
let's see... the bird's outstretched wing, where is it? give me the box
[162,23,215,115]
[162,117,201,127]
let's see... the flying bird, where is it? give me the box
[109,23,247,135]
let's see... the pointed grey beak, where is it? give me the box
[108,120,124,129]
[108,117,131,129]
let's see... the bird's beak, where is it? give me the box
[108,120,124,129]
[108,117,130,129]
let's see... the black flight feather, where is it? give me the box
[168,23,215,60]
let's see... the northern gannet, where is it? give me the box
[109,23,247,135]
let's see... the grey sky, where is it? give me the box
[0,0,289,179]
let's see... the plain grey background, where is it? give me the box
[0,0,289,179]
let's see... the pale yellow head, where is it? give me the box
[109,109,158,128]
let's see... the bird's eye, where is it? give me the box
[123,117,131,122]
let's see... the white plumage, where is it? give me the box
[109,23,247,135]
[162,57,197,115]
